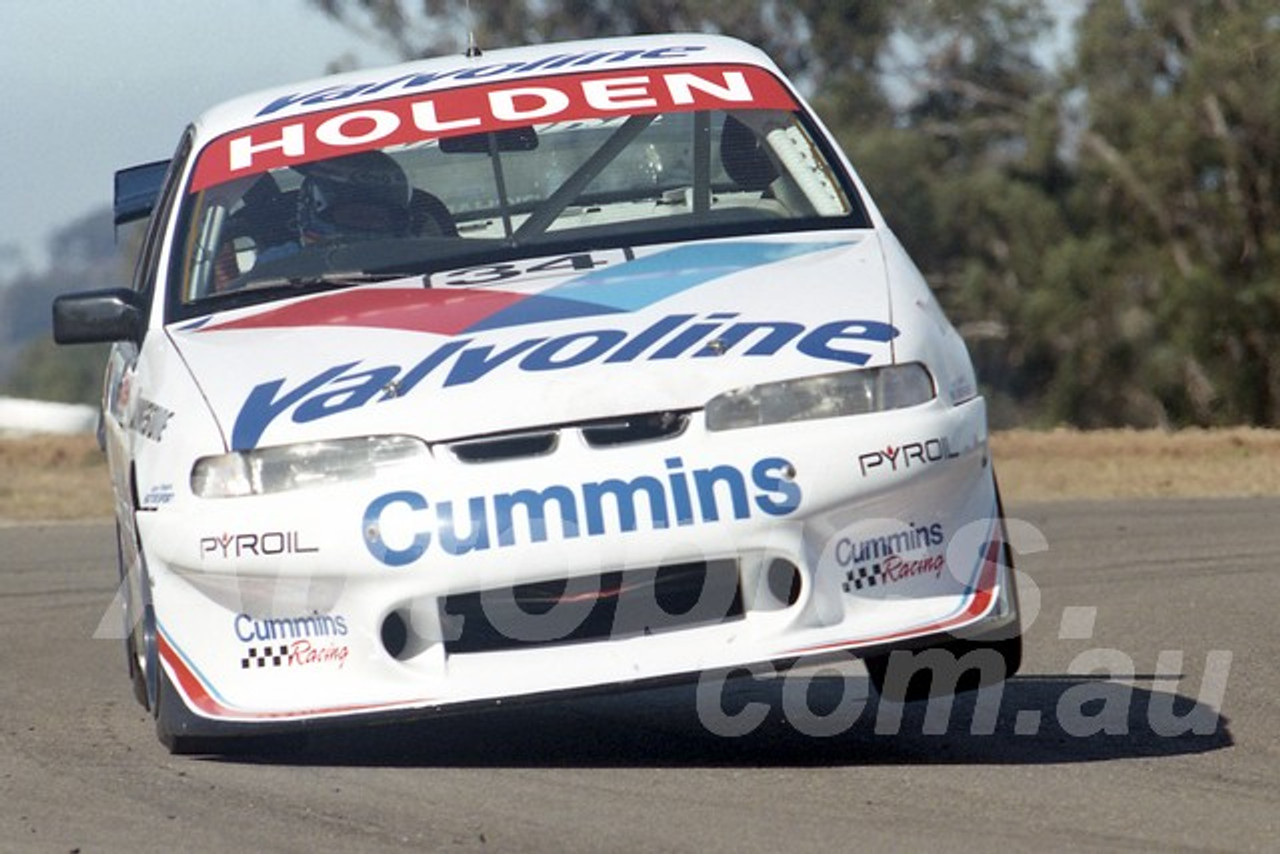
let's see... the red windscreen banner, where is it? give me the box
[189,64,797,192]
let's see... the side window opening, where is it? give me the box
[133,132,194,322]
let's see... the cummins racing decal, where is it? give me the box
[234,611,348,642]
[362,454,800,566]
[835,522,947,592]
[240,643,349,670]
[235,611,350,671]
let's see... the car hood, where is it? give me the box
[168,235,897,451]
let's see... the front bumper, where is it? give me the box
[141,397,1011,728]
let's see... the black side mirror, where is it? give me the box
[52,288,145,345]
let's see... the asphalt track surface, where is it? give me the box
[2,498,1276,852]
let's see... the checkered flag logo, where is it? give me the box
[843,563,882,592]
[241,645,289,669]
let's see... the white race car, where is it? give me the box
[55,34,1020,753]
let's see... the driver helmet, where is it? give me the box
[297,150,412,244]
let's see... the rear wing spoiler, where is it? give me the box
[113,159,171,226]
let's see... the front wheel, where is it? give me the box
[114,521,158,712]
[127,603,158,711]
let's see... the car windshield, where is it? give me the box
[170,69,870,316]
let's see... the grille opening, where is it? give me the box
[442,559,743,655]
[451,431,557,463]
[766,559,803,608]
[381,610,409,659]
[446,410,689,462]
[581,411,689,447]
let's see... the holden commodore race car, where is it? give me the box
[54,33,1020,753]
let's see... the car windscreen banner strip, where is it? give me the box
[189,64,798,192]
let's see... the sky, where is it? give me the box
[0,2,1080,277]
[0,0,403,273]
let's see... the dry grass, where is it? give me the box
[2,428,1279,521]
[991,427,1280,501]
[0,434,114,522]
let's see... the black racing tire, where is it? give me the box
[132,604,159,712]
[114,522,156,712]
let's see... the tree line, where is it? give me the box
[309,0,1277,428]
[6,0,1277,429]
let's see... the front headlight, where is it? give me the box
[191,435,427,498]
[705,363,935,432]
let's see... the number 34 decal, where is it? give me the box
[428,248,634,288]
